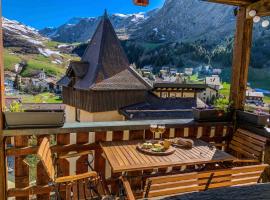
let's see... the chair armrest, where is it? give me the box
[57,150,93,159]
[120,176,136,200]
[55,171,97,183]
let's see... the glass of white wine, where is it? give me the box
[158,125,166,140]
[150,124,158,140]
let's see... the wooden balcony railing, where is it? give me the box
[3,119,234,199]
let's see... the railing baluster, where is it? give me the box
[175,127,184,137]
[129,130,144,140]
[76,132,89,174]
[94,132,106,178]
[57,133,70,200]
[14,135,29,200]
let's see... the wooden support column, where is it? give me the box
[0,0,6,198]
[230,7,253,110]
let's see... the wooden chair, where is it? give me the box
[37,137,105,200]
[120,164,268,199]
[228,129,267,163]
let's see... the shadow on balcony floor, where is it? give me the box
[162,183,270,200]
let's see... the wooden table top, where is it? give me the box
[101,139,236,173]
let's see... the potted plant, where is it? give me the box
[193,98,232,122]
[4,101,65,129]
[237,105,269,128]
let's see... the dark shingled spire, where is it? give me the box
[69,10,150,91]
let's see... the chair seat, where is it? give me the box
[55,171,98,183]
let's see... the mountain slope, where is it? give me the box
[3,18,78,78]
[132,0,236,44]
[39,12,152,43]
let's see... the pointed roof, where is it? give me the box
[70,10,149,91]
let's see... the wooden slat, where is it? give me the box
[206,0,253,6]
[230,140,260,157]
[229,143,257,159]
[236,132,265,147]
[6,143,97,156]
[150,179,198,190]
[238,129,267,142]
[232,136,263,152]
[148,185,200,198]
[65,183,72,200]
[120,177,136,200]
[72,182,78,200]
[36,136,50,200]
[78,180,85,199]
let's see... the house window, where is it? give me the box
[75,108,80,122]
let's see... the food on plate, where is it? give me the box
[151,146,165,152]
[169,138,194,149]
[142,143,153,149]
[153,143,163,148]
[163,140,171,149]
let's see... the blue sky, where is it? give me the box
[3,0,165,29]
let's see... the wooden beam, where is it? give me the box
[0,0,7,199]
[247,0,270,17]
[230,7,253,110]
[205,0,254,6]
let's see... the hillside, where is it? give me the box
[3,18,79,78]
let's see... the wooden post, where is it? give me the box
[230,7,253,110]
[0,0,7,198]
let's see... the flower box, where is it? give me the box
[236,110,269,128]
[192,108,230,122]
[4,110,65,129]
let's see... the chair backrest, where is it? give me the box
[37,137,55,181]
[144,164,267,198]
[229,129,267,161]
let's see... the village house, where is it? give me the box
[246,90,264,106]
[205,75,223,90]
[184,68,193,76]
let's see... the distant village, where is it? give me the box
[136,64,267,108]
[4,67,61,96]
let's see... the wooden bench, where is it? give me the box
[228,129,267,163]
[121,164,268,199]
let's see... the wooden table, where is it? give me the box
[101,139,236,173]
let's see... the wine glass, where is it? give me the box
[158,125,166,140]
[150,124,158,140]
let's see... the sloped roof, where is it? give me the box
[91,69,150,90]
[69,61,89,78]
[120,94,199,120]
